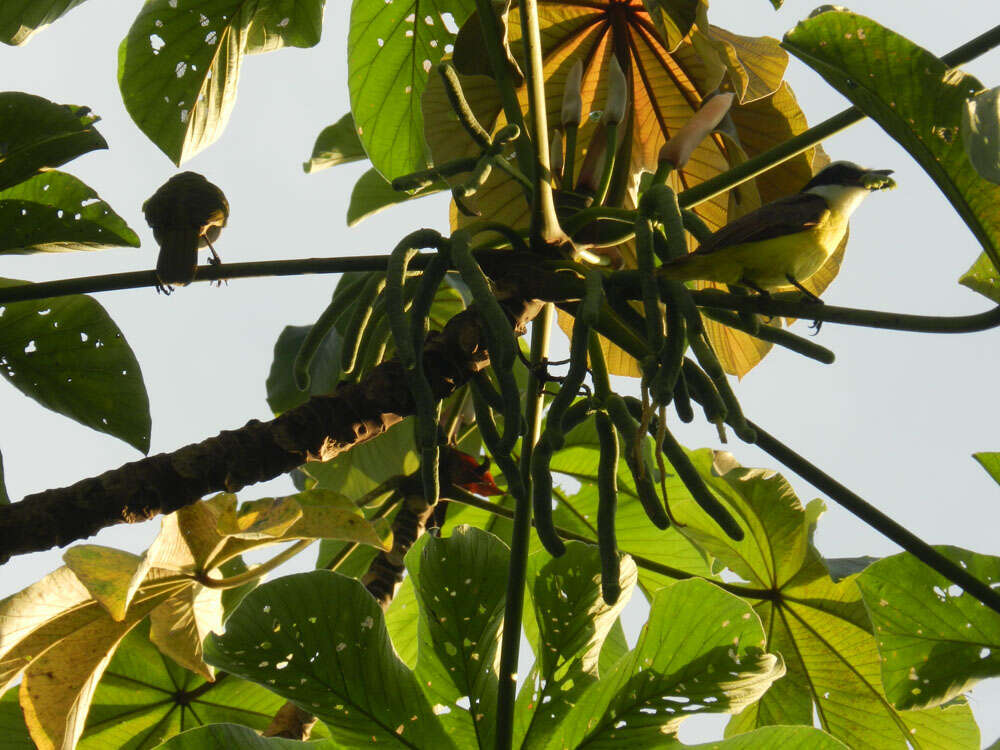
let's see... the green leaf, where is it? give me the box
[384,573,419,669]
[204,570,457,748]
[347,0,475,179]
[690,726,849,749]
[640,0,699,48]
[974,451,1000,487]
[119,0,325,165]
[549,416,716,592]
[543,578,784,748]
[0,171,140,254]
[0,280,150,453]
[303,113,366,173]
[857,546,1000,710]
[963,87,1000,184]
[782,11,1000,301]
[0,92,106,190]
[516,543,637,749]
[0,0,90,46]
[84,622,330,748]
[683,452,982,750]
[155,723,331,749]
[409,527,507,747]
[0,691,32,747]
[347,168,444,227]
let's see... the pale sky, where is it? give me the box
[0,0,997,744]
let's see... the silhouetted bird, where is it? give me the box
[143,171,229,294]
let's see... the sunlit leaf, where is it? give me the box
[0,93,106,189]
[119,0,325,164]
[857,547,1000,710]
[973,451,1000,487]
[0,0,90,45]
[155,723,331,748]
[0,171,140,254]
[782,10,1000,303]
[205,570,458,747]
[0,279,151,453]
[303,112,366,173]
[62,546,149,622]
[543,578,784,747]
[348,0,475,178]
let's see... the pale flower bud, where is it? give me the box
[602,56,628,127]
[550,128,564,179]
[659,92,735,169]
[561,59,584,127]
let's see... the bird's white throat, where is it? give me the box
[805,184,872,217]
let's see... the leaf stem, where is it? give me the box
[195,539,315,589]
[495,302,553,750]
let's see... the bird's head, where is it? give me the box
[802,161,896,193]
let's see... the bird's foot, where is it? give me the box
[155,281,174,295]
[784,274,824,333]
[207,256,228,287]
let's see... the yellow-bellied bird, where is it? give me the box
[658,161,895,298]
[143,172,229,294]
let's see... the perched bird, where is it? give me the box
[143,171,229,294]
[658,161,895,297]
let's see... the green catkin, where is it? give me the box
[293,277,370,391]
[339,272,386,377]
[595,410,621,604]
[438,62,492,149]
[673,370,695,423]
[680,357,728,425]
[606,394,670,530]
[687,333,756,443]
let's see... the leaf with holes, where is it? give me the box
[304,112,367,173]
[119,0,325,165]
[204,570,459,748]
[0,92,106,189]
[0,0,91,45]
[857,547,1000,711]
[515,543,637,749]
[348,0,475,179]
[783,10,1000,302]
[0,171,140,254]
[405,526,507,747]
[0,280,150,452]
[664,452,983,750]
[0,621,331,748]
[542,578,785,747]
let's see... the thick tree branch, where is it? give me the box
[0,289,543,562]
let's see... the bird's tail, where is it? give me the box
[155,227,199,286]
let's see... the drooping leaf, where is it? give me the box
[62,546,149,622]
[0,279,151,453]
[303,112,367,173]
[962,86,1000,184]
[542,578,785,747]
[857,546,1000,710]
[782,11,1000,302]
[119,0,325,164]
[204,570,458,748]
[155,723,332,749]
[0,92,106,189]
[347,167,444,226]
[347,0,475,179]
[0,0,90,46]
[0,170,140,253]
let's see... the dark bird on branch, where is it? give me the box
[143,171,229,294]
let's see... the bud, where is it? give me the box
[561,59,584,127]
[658,91,734,169]
[550,128,564,179]
[602,56,628,127]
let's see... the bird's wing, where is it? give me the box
[691,193,830,255]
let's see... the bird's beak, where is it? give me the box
[861,168,895,191]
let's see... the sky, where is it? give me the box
[0,0,998,744]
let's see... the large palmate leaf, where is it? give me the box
[857,547,1000,711]
[154,724,333,749]
[119,0,325,164]
[0,279,150,452]
[782,10,1000,302]
[0,171,140,254]
[0,93,106,190]
[664,452,982,750]
[205,570,459,748]
[348,0,475,179]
